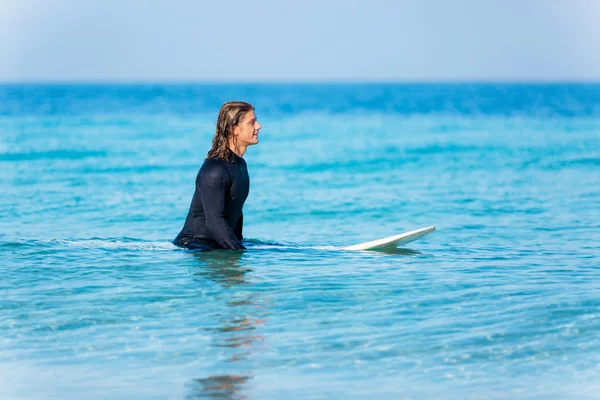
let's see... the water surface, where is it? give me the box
[1,84,600,399]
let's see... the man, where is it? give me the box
[174,101,261,250]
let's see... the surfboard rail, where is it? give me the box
[342,226,436,251]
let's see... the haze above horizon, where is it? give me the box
[1,0,599,83]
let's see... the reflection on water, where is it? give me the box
[187,250,264,399]
[369,247,423,256]
[192,250,251,286]
[186,375,250,400]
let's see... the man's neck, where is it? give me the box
[228,142,246,158]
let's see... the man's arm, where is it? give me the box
[234,213,243,241]
[199,166,246,250]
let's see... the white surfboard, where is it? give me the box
[342,226,435,251]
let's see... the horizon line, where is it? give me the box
[1,79,600,86]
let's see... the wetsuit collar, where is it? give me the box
[228,150,243,163]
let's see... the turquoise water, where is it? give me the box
[1,84,600,399]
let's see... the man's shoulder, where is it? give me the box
[200,158,231,181]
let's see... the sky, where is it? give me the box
[0,0,599,82]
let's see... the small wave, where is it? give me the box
[404,143,486,156]
[1,237,178,252]
[2,237,337,253]
[243,238,339,252]
[0,240,45,249]
[0,149,106,162]
[3,237,372,253]
[543,157,600,169]
[52,238,177,251]
[247,243,339,251]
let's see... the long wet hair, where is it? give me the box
[206,101,255,161]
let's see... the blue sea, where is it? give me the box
[1,84,599,399]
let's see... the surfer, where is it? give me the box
[173,101,261,250]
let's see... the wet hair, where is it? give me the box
[206,101,255,161]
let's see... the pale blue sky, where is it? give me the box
[1,0,599,82]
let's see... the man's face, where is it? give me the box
[233,111,261,147]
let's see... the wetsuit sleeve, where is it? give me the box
[234,213,243,241]
[199,166,246,250]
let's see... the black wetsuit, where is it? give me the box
[174,152,249,250]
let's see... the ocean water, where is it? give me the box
[1,84,599,399]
